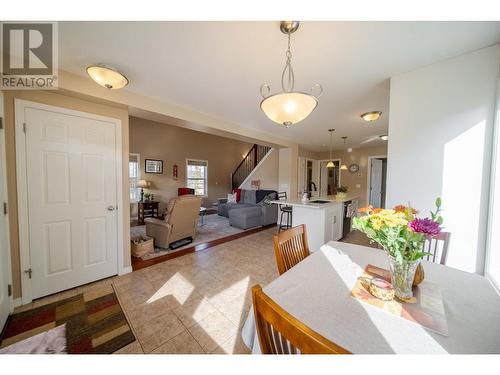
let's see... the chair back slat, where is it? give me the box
[422,231,450,265]
[273,224,310,275]
[252,285,350,354]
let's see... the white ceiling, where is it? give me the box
[58,21,500,151]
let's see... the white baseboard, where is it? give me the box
[119,266,133,275]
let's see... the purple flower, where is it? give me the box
[408,218,441,237]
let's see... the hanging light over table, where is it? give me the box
[340,136,348,170]
[260,21,323,128]
[327,129,335,168]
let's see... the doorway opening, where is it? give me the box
[368,156,388,208]
[319,160,340,197]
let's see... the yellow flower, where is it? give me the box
[368,209,408,229]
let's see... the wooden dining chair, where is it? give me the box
[273,224,310,275]
[422,232,451,265]
[251,285,350,354]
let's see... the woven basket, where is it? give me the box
[131,235,154,258]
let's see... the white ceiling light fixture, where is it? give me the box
[86,63,129,89]
[327,129,336,168]
[361,111,382,122]
[260,21,323,128]
[340,136,348,170]
[380,134,389,141]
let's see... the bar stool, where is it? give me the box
[277,192,292,232]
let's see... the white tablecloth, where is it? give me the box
[241,241,500,354]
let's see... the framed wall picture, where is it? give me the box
[145,159,163,174]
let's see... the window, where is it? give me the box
[486,79,500,291]
[129,153,140,202]
[186,159,208,197]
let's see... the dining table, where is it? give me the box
[241,241,500,354]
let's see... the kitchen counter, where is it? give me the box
[269,195,359,209]
[270,195,359,251]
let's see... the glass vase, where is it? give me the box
[387,255,420,300]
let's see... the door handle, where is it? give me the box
[107,205,116,211]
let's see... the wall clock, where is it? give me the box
[349,163,359,173]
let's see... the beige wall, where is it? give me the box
[315,145,388,207]
[240,148,278,191]
[129,116,253,211]
[2,90,130,299]
[298,147,321,160]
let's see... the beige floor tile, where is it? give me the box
[113,340,144,354]
[134,310,186,353]
[151,331,204,354]
[207,277,254,311]
[211,333,251,354]
[172,294,217,328]
[215,294,253,328]
[125,296,174,328]
[187,310,238,353]
[142,264,179,284]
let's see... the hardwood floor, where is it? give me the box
[340,229,379,249]
[132,223,277,271]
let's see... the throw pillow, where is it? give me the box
[232,188,242,203]
[227,193,236,203]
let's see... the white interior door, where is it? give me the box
[311,160,320,198]
[319,161,329,196]
[297,157,305,195]
[0,92,12,329]
[370,159,383,207]
[21,104,119,299]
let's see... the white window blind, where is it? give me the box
[129,154,140,202]
[186,159,208,197]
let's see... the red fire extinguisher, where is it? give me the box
[173,164,178,180]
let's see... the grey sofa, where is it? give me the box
[218,189,278,229]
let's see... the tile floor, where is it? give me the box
[12,227,374,354]
[13,227,279,354]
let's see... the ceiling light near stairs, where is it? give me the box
[86,64,129,89]
[260,21,322,128]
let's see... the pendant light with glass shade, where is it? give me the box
[340,136,348,170]
[260,21,323,128]
[327,129,336,168]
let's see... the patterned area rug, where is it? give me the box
[131,214,245,260]
[0,285,135,354]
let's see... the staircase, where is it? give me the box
[231,144,271,190]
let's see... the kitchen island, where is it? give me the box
[269,195,358,252]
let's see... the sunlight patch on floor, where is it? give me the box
[147,272,195,305]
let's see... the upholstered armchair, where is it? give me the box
[145,195,202,248]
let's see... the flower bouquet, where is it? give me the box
[352,198,443,300]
